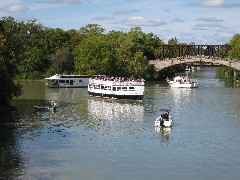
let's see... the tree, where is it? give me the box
[79,24,105,35]
[114,27,160,78]
[21,47,48,79]
[20,27,71,79]
[0,33,21,109]
[75,33,114,75]
[228,34,240,60]
[48,47,74,74]
[168,37,178,45]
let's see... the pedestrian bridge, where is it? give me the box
[149,56,240,71]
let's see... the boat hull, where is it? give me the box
[167,75,200,88]
[88,76,145,100]
[46,83,87,88]
[88,91,144,100]
[155,117,173,127]
[169,83,199,88]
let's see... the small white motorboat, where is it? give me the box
[166,75,199,88]
[155,109,173,127]
[185,66,194,71]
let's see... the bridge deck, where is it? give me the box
[150,57,240,71]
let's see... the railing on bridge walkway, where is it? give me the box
[159,45,231,59]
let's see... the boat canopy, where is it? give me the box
[45,74,91,80]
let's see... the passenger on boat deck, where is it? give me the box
[90,76,144,83]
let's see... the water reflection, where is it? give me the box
[155,127,171,142]
[0,111,26,179]
[2,73,240,179]
[44,87,88,102]
[169,88,192,116]
[170,88,191,105]
[87,98,144,128]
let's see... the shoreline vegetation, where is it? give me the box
[1,16,240,110]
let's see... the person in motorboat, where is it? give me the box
[155,109,173,127]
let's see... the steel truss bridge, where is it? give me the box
[159,44,231,59]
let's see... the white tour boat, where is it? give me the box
[166,76,199,88]
[45,74,91,88]
[155,109,173,127]
[88,75,145,100]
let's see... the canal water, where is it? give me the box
[1,67,240,179]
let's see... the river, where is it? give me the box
[1,67,240,179]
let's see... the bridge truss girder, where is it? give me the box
[159,45,231,59]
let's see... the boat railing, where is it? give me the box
[89,79,144,86]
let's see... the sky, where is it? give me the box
[0,0,239,44]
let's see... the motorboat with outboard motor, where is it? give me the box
[155,109,173,127]
[166,75,199,88]
[34,101,57,112]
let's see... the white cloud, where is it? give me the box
[170,18,185,23]
[197,17,224,22]
[0,0,19,6]
[195,23,222,28]
[91,16,115,21]
[1,3,30,13]
[115,16,166,27]
[218,31,234,38]
[113,9,140,15]
[198,0,240,7]
[39,0,93,4]
[201,0,224,7]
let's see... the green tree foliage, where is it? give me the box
[48,47,74,75]
[67,29,84,49]
[228,34,240,60]
[168,37,179,45]
[21,47,48,79]
[75,33,113,75]
[79,24,105,35]
[21,27,71,79]
[0,17,29,66]
[74,26,161,79]
[0,32,21,108]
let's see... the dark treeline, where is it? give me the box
[1,16,240,109]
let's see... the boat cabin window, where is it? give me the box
[129,87,135,91]
[60,80,65,83]
[113,87,116,91]
[117,87,121,91]
[104,86,111,90]
[79,80,82,82]
[122,87,127,91]
[66,80,69,84]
